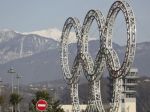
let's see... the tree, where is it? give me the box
[0,95,4,112]
[35,90,50,101]
[9,93,23,112]
[0,95,4,105]
[48,100,65,112]
[29,90,64,112]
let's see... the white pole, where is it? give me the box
[18,77,20,112]
[17,74,21,112]
[8,67,16,112]
[12,74,14,93]
[0,78,2,112]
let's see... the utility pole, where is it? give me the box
[8,67,16,112]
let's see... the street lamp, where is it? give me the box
[16,74,22,112]
[8,67,16,93]
[8,67,16,112]
[16,74,22,95]
[0,77,2,112]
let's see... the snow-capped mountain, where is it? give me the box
[0,29,59,64]
[23,28,61,40]
[23,28,77,43]
[1,28,150,84]
[0,39,150,84]
[0,29,18,43]
[23,28,98,43]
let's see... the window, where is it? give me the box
[126,86,135,91]
[127,79,136,83]
[126,93,135,98]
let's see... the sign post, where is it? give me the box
[36,99,48,111]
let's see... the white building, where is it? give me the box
[119,68,138,112]
[62,105,87,112]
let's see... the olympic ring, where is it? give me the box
[60,0,136,112]
[61,17,81,84]
[103,0,136,78]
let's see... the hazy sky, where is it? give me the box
[0,0,149,44]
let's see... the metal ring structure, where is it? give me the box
[80,9,105,82]
[80,10,106,112]
[61,17,82,85]
[60,17,82,112]
[103,0,136,78]
[60,0,136,112]
[80,9,121,112]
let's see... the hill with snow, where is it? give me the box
[0,28,150,84]
[23,28,98,43]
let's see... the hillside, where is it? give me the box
[0,30,150,84]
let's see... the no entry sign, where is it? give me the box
[36,99,48,111]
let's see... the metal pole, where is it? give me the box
[12,74,14,93]
[17,75,19,112]
[16,74,22,112]
[0,78,2,112]
[17,74,19,95]
[8,67,16,112]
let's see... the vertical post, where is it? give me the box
[0,78,2,112]
[8,67,16,112]
[12,74,14,93]
[16,74,22,112]
[8,67,16,93]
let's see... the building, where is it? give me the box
[62,105,87,112]
[120,68,138,112]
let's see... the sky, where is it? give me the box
[0,0,149,44]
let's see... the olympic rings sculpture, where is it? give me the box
[60,1,136,112]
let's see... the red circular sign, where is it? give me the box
[36,99,48,111]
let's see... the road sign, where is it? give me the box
[36,99,48,111]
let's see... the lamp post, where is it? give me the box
[8,67,16,112]
[8,67,16,93]
[0,77,2,112]
[16,74,22,112]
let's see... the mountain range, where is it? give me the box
[0,29,150,84]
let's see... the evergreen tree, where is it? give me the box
[29,90,64,112]
[0,95,4,105]
[0,95,4,111]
